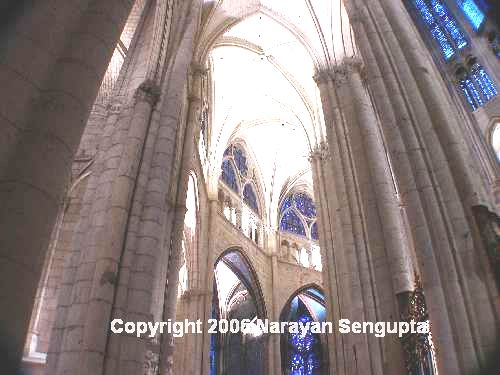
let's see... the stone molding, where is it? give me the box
[313,57,364,88]
[308,142,330,161]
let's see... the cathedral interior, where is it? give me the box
[1,0,500,374]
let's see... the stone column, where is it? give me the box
[201,199,219,375]
[334,57,423,373]
[270,237,281,375]
[46,2,202,373]
[373,0,499,353]
[316,67,385,374]
[343,0,490,372]
[309,149,344,375]
[343,58,414,294]
[78,80,160,375]
[158,64,205,375]
[235,200,242,230]
[0,0,132,368]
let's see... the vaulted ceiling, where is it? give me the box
[200,1,356,225]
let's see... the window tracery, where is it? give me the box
[219,144,262,245]
[456,60,497,110]
[279,192,318,240]
[279,192,322,270]
[221,159,239,193]
[412,0,467,60]
[243,183,259,214]
[407,0,497,111]
[280,210,306,237]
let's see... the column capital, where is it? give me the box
[134,79,161,106]
[188,63,206,104]
[313,68,333,85]
[330,57,365,88]
[341,57,363,72]
[308,142,330,161]
[190,62,208,78]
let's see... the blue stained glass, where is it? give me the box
[288,315,320,375]
[429,24,456,59]
[306,353,320,374]
[459,76,484,111]
[280,196,293,215]
[475,0,489,10]
[280,210,306,236]
[413,0,456,60]
[294,193,317,218]
[455,0,486,31]
[430,0,468,50]
[223,145,232,157]
[311,222,319,241]
[290,315,315,352]
[464,77,484,106]
[209,303,217,375]
[459,79,479,110]
[233,146,248,176]
[471,65,497,101]
[290,353,305,374]
[221,159,239,193]
[243,184,259,214]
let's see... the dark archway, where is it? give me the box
[211,248,267,375]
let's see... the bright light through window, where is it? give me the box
[492,122,500,162]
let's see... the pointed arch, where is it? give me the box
[280,209,307,237]
[211,248,268,375]
[214,247,267,318]
[196,6,323,69]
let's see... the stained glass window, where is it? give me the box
[411,0,470,60]
[459,76,482,110]
[471,64,497,101]
[282,288,326,375]
[294,193,317,218]
[412,0,457,60]
[280,192,319,240]
[311,222,318,241]
[220,143,263,242]
[209,302,217,375]
[280,196,293,215]
[429,0,468,49]
[243,184,259,214]
[287,314,321,375]
[454,0,486,31]
[221,159,239,193]
[280,210,306,236]
[458,63,497,111]
[233,146,248,176]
